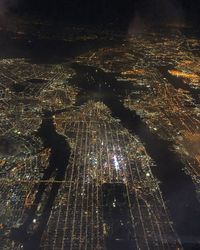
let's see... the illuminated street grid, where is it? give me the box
[0,59,77,136]
[41,101,180,250]
[0,26,199,249]
[0,135,49,250]
[124,70,200,186]
[75,29,200,197]
[0,59,77,249]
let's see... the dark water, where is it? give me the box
[8,62,200,249]
[160,66,200,104]
[0,29,117,64]
[10,111,71,250]
[71,63,200,249]
[4,25,200,247]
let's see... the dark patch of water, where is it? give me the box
[10,110,71,250]
[0,29,118,64]
[160,66,200,104]
[71,63,200,248]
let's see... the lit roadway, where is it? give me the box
[40,102,179,250]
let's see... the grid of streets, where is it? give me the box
[0,23,200,249]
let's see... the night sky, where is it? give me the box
[3,0,200,27]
